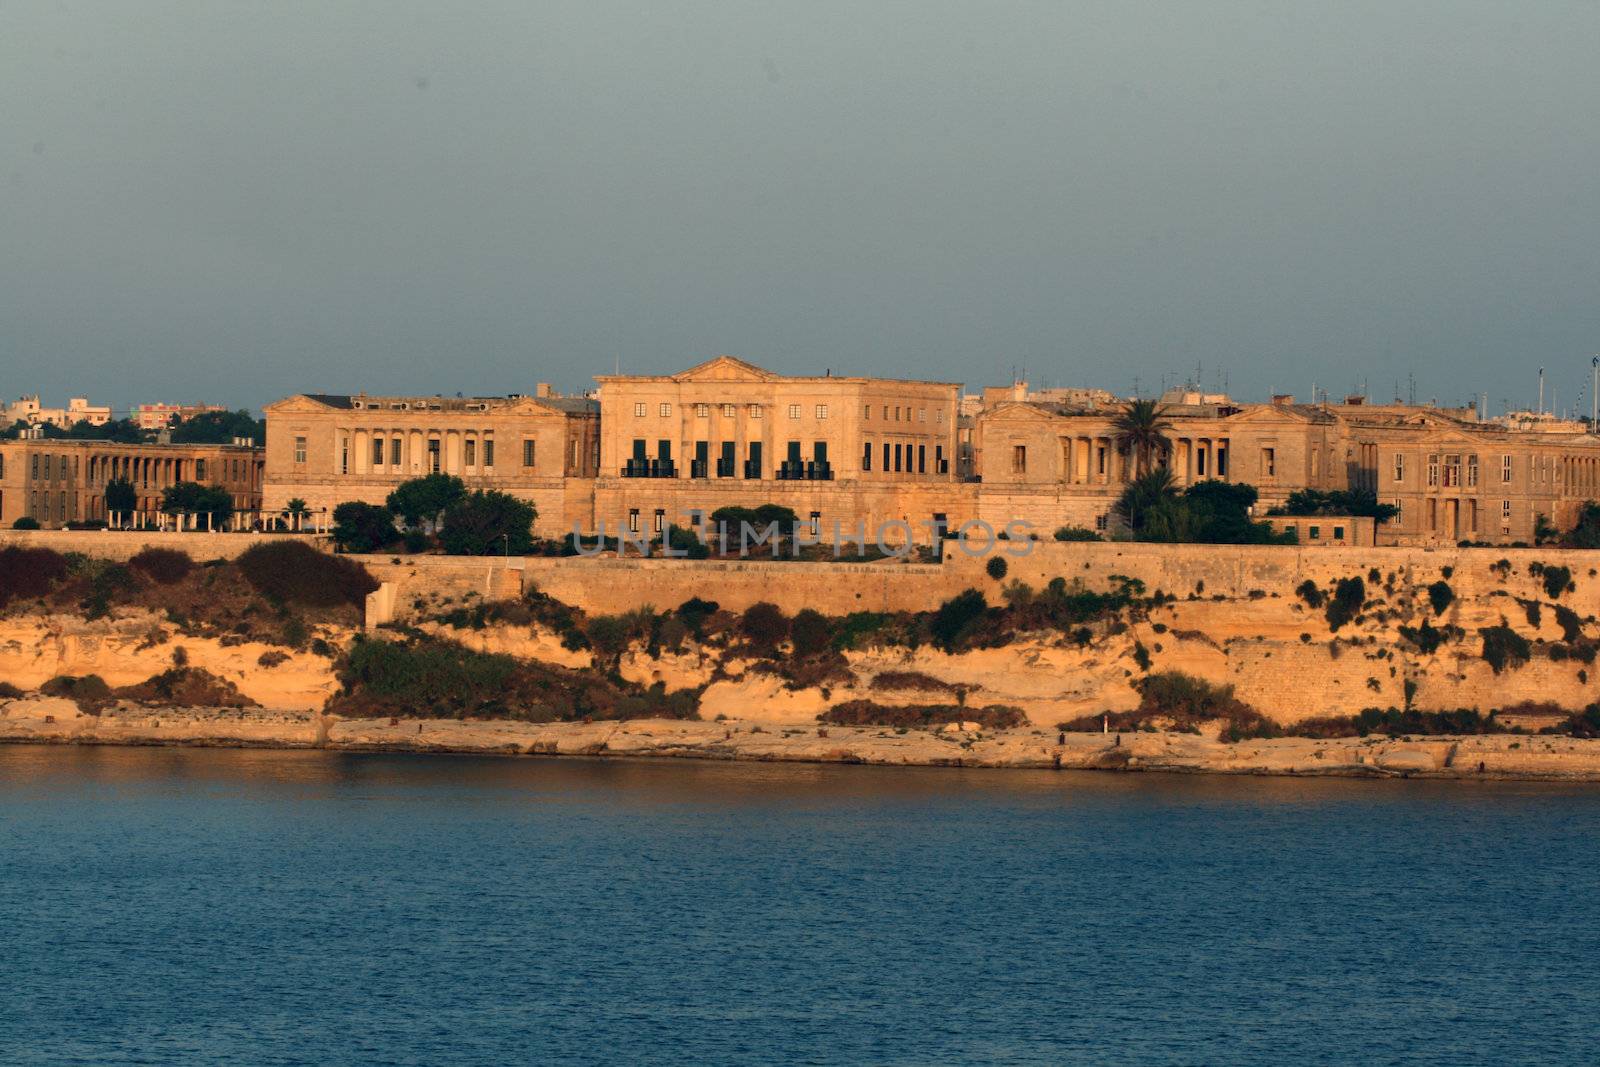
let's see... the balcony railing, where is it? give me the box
[621,459,678,479]
[776,461,834,481]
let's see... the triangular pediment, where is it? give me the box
[982,401,1078,424]
[1224,404,1315,425]
[264,394,345,414]
[672,356,778,383]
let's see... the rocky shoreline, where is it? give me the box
[5,697,1600,781]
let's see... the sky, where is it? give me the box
[3,1,1599,415]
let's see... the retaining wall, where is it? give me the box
[0,529,327,561]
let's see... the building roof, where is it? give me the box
[595,354,963,388]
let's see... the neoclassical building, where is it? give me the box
[591,356,966,542]
[0,439,263,529]
[262,386,599,535]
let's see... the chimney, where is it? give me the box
[1271,393,1295,407]
[535,383,555,398]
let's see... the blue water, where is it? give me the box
[1,747,1597,1065]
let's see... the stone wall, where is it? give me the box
[0,529,326,561]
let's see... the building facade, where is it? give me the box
[132,402,228,431]
[590,357,965,543]
[3,395,113,430]
[0,439,264,529]
[262,386,599,536]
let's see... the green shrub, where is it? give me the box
[1398,619,1461,655]
[1295,579,1325,610]
[931,589,987,651]
[80,562,137,620]
[1554,605,1584,643]
[1542,564,1572,600]
[0,545,69,606]
[1480,625,1532,674]
[985,556,1009,580]
[11,517,41,530]
[128,547,194,584]
[40,673,112,711]
[1426,580,1454,616]
[1053,526,1102,542]
[237,541,377,608]
[331,501,401,553]
[1325,577,1365,631]
[344,635,519,709]
[832,611,891,651]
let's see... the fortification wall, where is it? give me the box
[0,529,327,561]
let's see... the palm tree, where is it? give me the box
[1113,399,1174,477]
[1113,468,1178,535]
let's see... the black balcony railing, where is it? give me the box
[621,459,678,478]
[776,461,834,481]
[716,459,736,478]
[743,460,762,479]
[690,459,709,479]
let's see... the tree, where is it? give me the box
[1272,488,1398,523]
[387,474,466,531]
[660,523,710,559]
[709,503,800,555]
[67,418,145,444]
[282,498,311,531]
[438,490,537,555]
[332,501,401,553]
[740,602,789,650]
[1112,399,1173,477]
[161,482,234,528]
[1113,468,1179,533]
[104,478,137,524]
[1560,501,1600,549]
[170,409,265,445]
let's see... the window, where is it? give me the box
[723,404,736,418]
[340,439,348,475]
[918,408,926,422]
[815,404,828,419]
[883,443,890,471]
[1094,513,1108,531]
[936,410,943,423]
[1394,454,1405,482]
[788,404,801,419]
[634,403,646,417]
[464,439,477,467]
[1501,454,1512,483]
[372,439,385,467]
[1012,445,1027,474]
[749,404,763,418]
[653,509,664,533]
[390,439,401,465]
[427,439,441,473]
[658,403,671,417]
[696,403,709,418]
[1333,525,1345,540]
[1426,454,1439,488]
[862,441,872,471]
[1394,499,1404,525]
[294,436,307,464]
[1466,455,1478,488]
[918,444,926,473]
[809,510,821,534]
[1309,525,1321,540]
[483,439,494,468]
[863,405,871,420]
[628,508,640,532]
[1261,447,1275,477]
[894,443,903,472]
[523,440,536,468]
[1502,499,1512,519]
[883,405,889,420]
[1442,454,1460,488]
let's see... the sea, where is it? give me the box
[1,745,1596,1065]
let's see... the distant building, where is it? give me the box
[132,402,228,431]
[262,384,599,535]
[2,395,112,430]
[0,439,263,529]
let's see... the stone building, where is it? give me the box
[591,356,965,543]
[2,395,113,430]
[0,439,264,529]
[262,386,599,535]
[132,402,228,431]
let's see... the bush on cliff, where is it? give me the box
[741,602,789,651]
[819,700,1025,730]
[115,667,259,708]
[930,589,988,651]
[1325,577,1365,631]
[1479,625,1532,674]
[238,541,377,608]
[1061,670,1275,741]
[40,674,113,712]
[789,609,831,658]
[1427,580,1454,616]
[1292,707,1507,738]
[0,545,68,606]
[128,547,194,584]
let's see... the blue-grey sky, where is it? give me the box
[3,1,1599,414]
